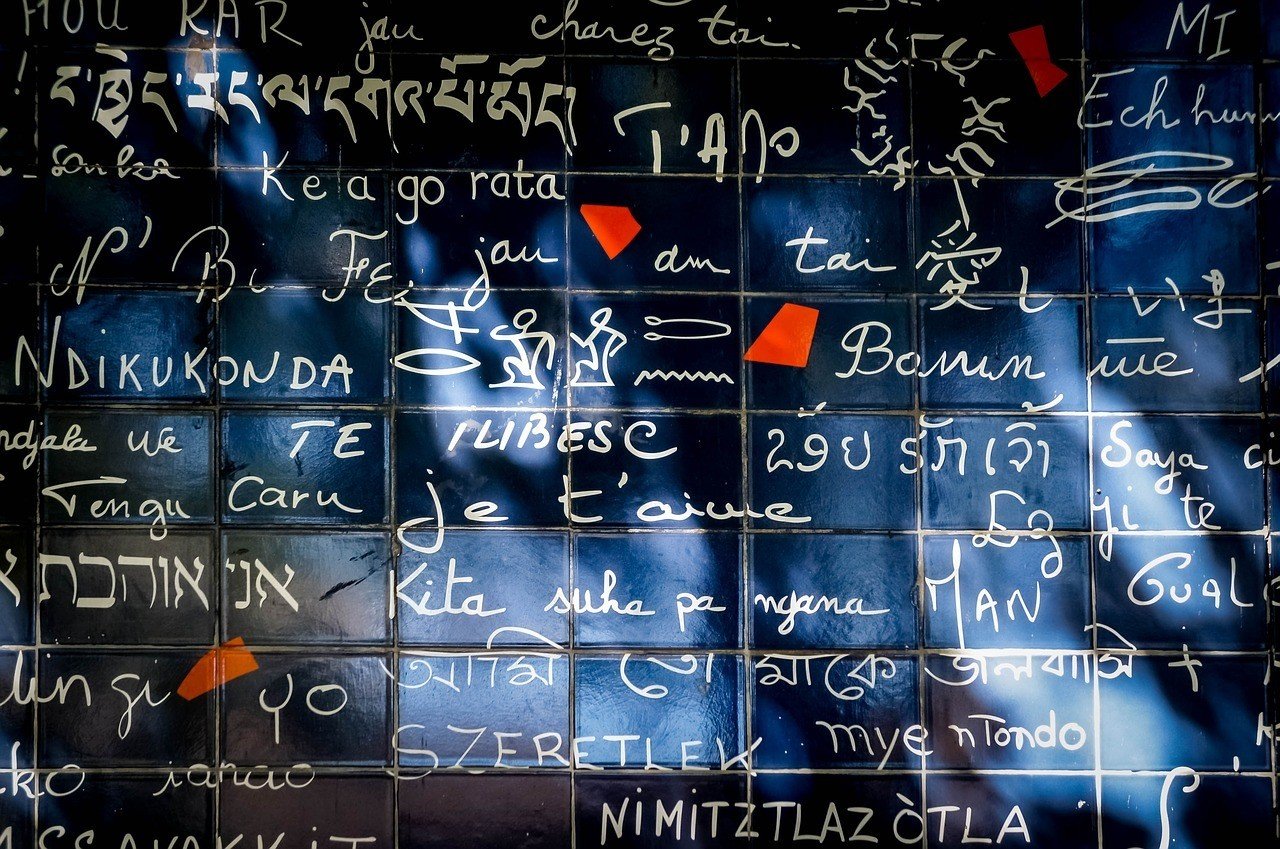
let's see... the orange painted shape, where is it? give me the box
[744,303,820,368]
[579,204,642,259]
[177,637,259,700]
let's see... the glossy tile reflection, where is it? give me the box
[2,1,1277,846]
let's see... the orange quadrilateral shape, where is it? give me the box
[579,204,641,259]
[745,303,820,368]
[177,637,259,700]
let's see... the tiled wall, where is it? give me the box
[1,0,1278,846]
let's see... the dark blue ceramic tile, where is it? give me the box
[754,653,919,769]
[1096,534,1266,649]
[924,774,1096,848]
[1088,183,1259,295]
[568,293,740,408]
[223,530,391,644]
[575,653,743,768]
[1087,0,1260,60]
[217,51,392,168]
[222,652,391,766]
[1267,0,1280,56]
[397,529,569,647]
[918,296,1088,411]
[224,778,394,849]
[1101,774,1275,849]
[401,774,571,849]
[921,415,1090,531]
[0,406,38,523]
[1268,426,1280,522]
[219,170,390,287]
[745,178,911,293]
[1265,65,1280,176]
[220,287,389,402]
[395,169,566,290]
[0,794,31,849]
[394,410,569,527]
[0,286,38,400]
[38,49,214,167]
[735,1,905,58]
[213,0,391,57]
[556,0,735,59]
[1264,190,1280,294]
[38,775,213,848]
[1092,415,1265,531]
[739,59,909,177]
[40,528,215,644]
[749,413,916,530]
[1090,296,1261,411]
[923,533,1091,650]
[42,288,214,402]
[19,0,216,47]
[1084,63,1256,173]
[396,650,569,768]
[42,410,215,527]
[913,60,1083,177]
[752,773,921,848]
[574,532,740,648]
[0,51,34,168]
[926,651,1094,769]
[395,288,565,408]
[746,296,914,411]
[567,58,736,175]
[400,2,563,55]
[915,178,1085,297]
[574,773,747,848]
[391,54,567,172]
[570,412,741,528]
[222,776,393,849]
[1266,299,1280,413]
[914,1,1084,60]
[221,410,388,524]
[0,530,31,645]
[749,533,916,650]
[0,14,17,51]
[39,649,214,767]
[1099,654,1269,770]
[567,174,739,292]
[43,171,217,285]
[0,174,38,283]
[0,650,34,769]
